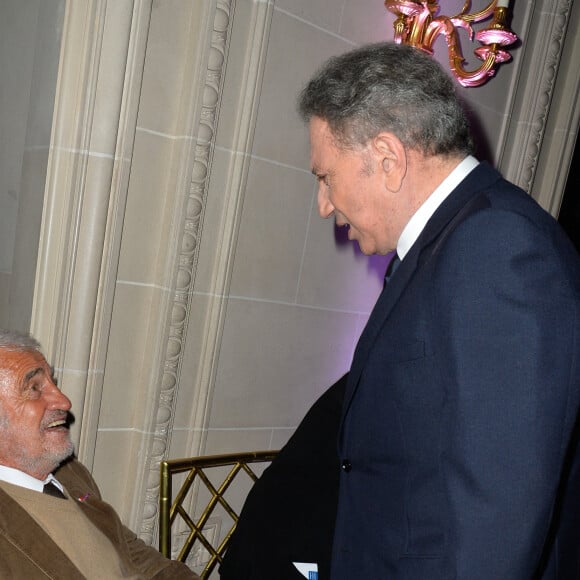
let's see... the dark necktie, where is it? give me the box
[384,253,401,286]
[43,481,67,499]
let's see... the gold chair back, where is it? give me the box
[159,450,278,578]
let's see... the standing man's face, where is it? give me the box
[0,349,73,479]
[309,116,400,255]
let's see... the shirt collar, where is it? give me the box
[0,464,64,493]
[397,155,479,259]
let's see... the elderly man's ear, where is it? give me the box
[372,132,407,193]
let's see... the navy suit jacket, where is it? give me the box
[331,162,580,579]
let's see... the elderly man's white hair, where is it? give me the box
[0,329,41,352]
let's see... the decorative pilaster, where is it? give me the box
[31,0,151,466]
[138,0,275,544]
[500,0,575,213]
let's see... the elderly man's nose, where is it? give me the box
[46,382,72,410]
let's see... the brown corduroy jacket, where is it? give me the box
[0,458,198,579]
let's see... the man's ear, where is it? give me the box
[371,132,407,193]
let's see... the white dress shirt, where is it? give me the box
[0,464,65,494]
[397,155,479,260]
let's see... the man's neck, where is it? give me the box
[397,154,479,259]
[405,152,467,214]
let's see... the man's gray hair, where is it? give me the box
[298,42,474,157]
[0,329,42,352]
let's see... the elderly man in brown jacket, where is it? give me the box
[0,329,198,579]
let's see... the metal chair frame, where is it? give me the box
[159,450,278,578]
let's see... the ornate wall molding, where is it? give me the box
[138,0,275,544]
[135,0,236,544]
[529,0,580,215]
[501,0,576,212]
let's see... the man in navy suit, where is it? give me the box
[299,43,580,579]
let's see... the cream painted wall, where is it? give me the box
[0,0,577,572]
[0,0,64,330]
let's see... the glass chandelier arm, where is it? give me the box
[384,0,518,88]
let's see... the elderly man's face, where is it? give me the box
[0,349,73,479]
[309,116,399,255]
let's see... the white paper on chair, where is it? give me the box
[292,562,318,579]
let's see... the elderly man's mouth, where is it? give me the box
[43,418,70,432]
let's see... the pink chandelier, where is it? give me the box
[385,0,518,87]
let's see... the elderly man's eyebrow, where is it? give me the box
[24,367,44,384]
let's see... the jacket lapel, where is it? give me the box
[0,486,83,578]
[343,162,501,415]
[57,461,121,548]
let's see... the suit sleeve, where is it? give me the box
[434,209,579,578]
[117,522,199,579]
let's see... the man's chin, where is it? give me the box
[22,444,75,479]
[49,441,75,469]
[350,232,374,255]
[356,241,374,256]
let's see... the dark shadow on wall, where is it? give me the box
[468,110,494,165]
[558,136,580,254]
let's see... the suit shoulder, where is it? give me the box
[446,190,573,259]
[432,203,580,302]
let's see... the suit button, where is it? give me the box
[341,459,352,473]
